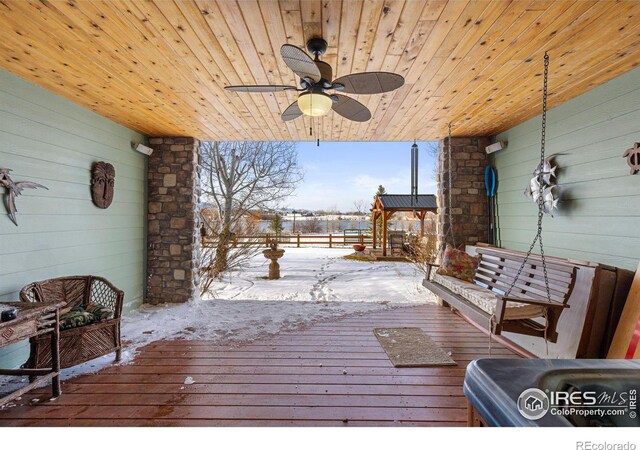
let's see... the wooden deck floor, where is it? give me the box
[0,304,520,426]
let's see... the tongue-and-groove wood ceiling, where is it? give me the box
[1,1,639,141]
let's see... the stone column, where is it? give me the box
[437,136,490,250]
[146,137,201,304]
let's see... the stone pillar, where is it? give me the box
[437,136,490,250]
[146,137,200,304]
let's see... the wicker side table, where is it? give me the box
[0,301,65,406]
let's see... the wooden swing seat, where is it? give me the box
[423,247,575,343]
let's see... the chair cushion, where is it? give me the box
[432,273,546,320]
[437,245,479,282]
[59,307,97,330]
[85,303,114,320]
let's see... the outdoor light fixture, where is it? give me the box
[485,140,507,154]
[297,92,333,117]
[132,142,154,156]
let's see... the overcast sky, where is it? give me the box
[286,141,438,212]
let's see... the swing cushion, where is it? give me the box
[437,245,480,282]
[431,273,547,321]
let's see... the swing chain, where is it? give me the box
[447,122,456,248]
[505,52,552,303]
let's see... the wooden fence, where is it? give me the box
[201,233,374,248]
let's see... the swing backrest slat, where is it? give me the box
[475,247,576,304]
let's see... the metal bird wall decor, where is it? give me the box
[0,168,48,226]
[623,142,640,175]
[523,156,560,217]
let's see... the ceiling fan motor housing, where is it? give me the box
[306,37,328,56]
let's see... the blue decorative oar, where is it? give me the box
[484,165,496,198]
[485,165,497,244]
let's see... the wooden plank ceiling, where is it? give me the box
[1,0,639,142]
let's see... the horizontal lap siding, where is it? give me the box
[0,70,146,368]
[493,67,640,271]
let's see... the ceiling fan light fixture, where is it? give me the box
[229,39,404,124]
[297,92,332,117]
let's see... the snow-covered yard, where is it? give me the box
[208,247,430,303]
[2,248,435,397]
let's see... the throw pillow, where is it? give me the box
[59,307,97,330]
[85,303,114,320]
[437,244,479,282]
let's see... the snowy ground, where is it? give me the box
[1,248,435,402]
[207,247,431,303]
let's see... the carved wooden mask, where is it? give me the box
[91,162,115,209]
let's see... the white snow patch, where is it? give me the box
[206,247,432,304]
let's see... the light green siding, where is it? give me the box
[0,69,146,368]
[493,67,640,270]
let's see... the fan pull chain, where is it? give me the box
[309,94,314,137]
[447,122,455,248]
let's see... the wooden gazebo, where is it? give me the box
[372,194,438,256]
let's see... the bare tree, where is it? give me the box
[199,209,263,294]
[298,217,322,234]
[406,218,439,278]
[199,141,303,289]
[425,141,439,181]
[353,199,367,230]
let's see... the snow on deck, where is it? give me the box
[121,248,435,357]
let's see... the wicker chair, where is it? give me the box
[20,276,123,369]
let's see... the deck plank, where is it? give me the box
[0,418,464,427]
[0,304,520,426]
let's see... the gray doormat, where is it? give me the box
[374,327,457,367]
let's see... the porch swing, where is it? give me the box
[424,52,574,344]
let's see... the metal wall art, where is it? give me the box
[0,168,48,226]
[91,161,115,209]
[524,156,559,217]
[623,142,639,175]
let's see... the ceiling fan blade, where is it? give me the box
[331,94,371,122]
[225,85,298,92]
[280,44,321,82]
[332,72,404,94]
[281,101,303,122]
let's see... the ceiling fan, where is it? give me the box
[225,38,405,123]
